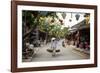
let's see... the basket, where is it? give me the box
[47,49,60,53]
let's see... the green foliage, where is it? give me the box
[22,11,37,28]
[22,10,69,40]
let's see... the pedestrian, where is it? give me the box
[62,41,65,47]
[51,37,57,56]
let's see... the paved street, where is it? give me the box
[23,39,90,62]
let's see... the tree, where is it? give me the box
[23,11,69,44]
[61,27,70,38]
[38,12,59,44]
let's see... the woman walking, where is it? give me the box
[51,37,57,56]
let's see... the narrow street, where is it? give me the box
[22,11,90,62]
[24,39,90,62]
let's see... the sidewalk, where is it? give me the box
[67,45,90,55]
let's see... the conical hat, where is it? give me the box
[29,44,34,49]
[51,37,55,40]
